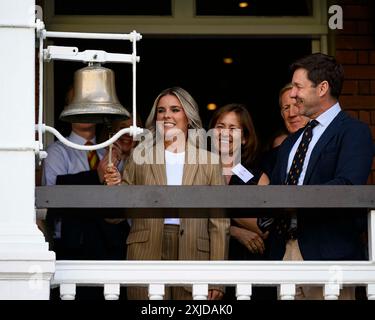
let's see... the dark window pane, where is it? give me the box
[53,37,311,146]
[196,0,313,16]
[55,0,172,16]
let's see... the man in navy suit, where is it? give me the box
[268,53,373,299]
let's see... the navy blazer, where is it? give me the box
[48,170,129,260]
[269,111,374,260]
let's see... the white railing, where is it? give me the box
[40,189,374,301]
[52,260,375,300]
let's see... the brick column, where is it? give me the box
[335,0,375,184]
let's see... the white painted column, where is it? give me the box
[368,210,375,262]
[0,0,55,299]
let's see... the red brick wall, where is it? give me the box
[336,0,375,184]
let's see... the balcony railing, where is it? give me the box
[36,185,375,300]
[52,260,375,300]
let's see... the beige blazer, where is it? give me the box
[123,143,230,262]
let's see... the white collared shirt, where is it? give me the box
[286,103,341,185]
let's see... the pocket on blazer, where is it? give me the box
[126,230,150,244]
[197,238,210,252]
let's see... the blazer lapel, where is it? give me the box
[303,111,345,184]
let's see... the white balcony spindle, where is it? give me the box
[104,283,120,300]
[236,284,252,300]
[368,210,375,262]
[279,283,296,300]
[51,260,375,302]
[323,283,340,300]
[192,284,208,300]
[367,284,375,300]
[60,284,76,300]
[148,284,165,300]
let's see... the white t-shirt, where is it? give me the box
[164,150,185,225]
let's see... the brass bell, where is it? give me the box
[60,63,130,123]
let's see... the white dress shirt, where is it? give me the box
[41,131,106,239]
[164,150,185,225]
[287,103,341,185]
[42,131,106,186]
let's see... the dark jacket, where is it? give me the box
[269,111,374,260]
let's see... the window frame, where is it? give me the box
[41,0,329,147]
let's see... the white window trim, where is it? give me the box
[43,0,328,37]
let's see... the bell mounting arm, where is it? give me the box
[43,46,140,64]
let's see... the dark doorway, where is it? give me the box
[53,36,311,149]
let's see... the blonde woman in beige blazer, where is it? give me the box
[105,87,230,300]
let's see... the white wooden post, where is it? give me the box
[367,204,375,302]
[192,284,208,300]
[60,284,76,300]
[367,284,375,300]
[323,283,340,300]
[368,210,375,262]
[148,283,165,300]
[236,284,252,300]
[104,283,120,300]
[279,283,296,300]
[0,0,55,299]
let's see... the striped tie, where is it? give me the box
[285,119,319,185]
[85,140,99,170]
[281,119,319,238]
